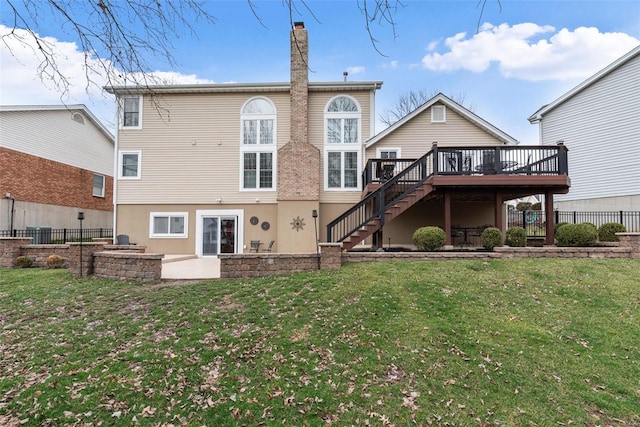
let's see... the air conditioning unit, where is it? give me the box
[26,226,52,244]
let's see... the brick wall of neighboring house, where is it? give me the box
[0,147,113,212]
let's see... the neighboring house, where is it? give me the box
[0,105,114,233]
[106,23,569,255]
[528,45,640,211]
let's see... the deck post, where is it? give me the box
[444,190,452,246]
[494,190,504,233]
[545,191,555,245]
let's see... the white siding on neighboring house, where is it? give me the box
[0,109,114,175]
[539,54,640,202]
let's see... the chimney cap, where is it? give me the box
[294,21,305,29]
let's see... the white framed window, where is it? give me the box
[92,174,105,197]
[150,212,188,238]
[240,97,276,190]
[376,148,401,159]
[120,96,142,129]
[118,150,141,179]
[431,105,446,123]
[324,95,361,190]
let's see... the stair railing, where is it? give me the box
[327,150,435,243]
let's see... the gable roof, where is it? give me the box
[528,44,640,123]
[365,92,520,148]
[0,104,114,142]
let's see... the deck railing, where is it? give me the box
[364,144,568,186]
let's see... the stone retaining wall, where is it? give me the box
[20,245,71,268]
[218,253,319,278]
[93,252,163,281]
[0,237,158,281]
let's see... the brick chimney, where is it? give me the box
[290,21,308,145]
[277,22,320,201]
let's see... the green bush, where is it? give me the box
[531,202,542,210]
[556,223,598,247]
[554,222,569,234]
[480,227,503,251]
[505,227,527,247]
[412,226,446,251]
[15,256,34,268]
[598,222,626,242]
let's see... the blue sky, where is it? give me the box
[1,0,639,144]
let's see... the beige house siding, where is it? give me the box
[117,92,291,205]
[365,104,504,160]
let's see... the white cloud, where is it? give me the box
[422,23,640,81]
[347,66,366,74]
[0,25,214,128]
[381,60,398,69]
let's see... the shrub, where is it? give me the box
[505,227,527,247]
[15,256,34,268]
[554,222,569,234]
[46,254,67,268]
[516,202,532,211]
[531,202,542,210]
[598,223,626,242]
[480,227,503,251]
[412,226,446,251]
[556,223,598,247]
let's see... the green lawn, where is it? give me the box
[1,259,639,426]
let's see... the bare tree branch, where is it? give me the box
[379,90,475,127]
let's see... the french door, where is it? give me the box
[196,210,244,256]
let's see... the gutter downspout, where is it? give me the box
[112,100,120,244]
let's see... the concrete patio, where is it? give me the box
[161,255,220,280]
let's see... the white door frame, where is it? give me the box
[195,209,245,257]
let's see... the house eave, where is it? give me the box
[104,81,383,95]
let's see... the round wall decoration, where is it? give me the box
[250,216,259,225]
[290,216,305,232]
[261,221,270,230]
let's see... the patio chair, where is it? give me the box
[250,240,261,252]
[263,240,275,252]
[116,234,131,245]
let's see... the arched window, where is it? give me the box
[241,97,276,190]
[324,96,361,190]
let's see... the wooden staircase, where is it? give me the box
[327,151,436,250]
[340,182,433,250]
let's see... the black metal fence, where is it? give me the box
[0,228,113,244]
[508,210,640,237]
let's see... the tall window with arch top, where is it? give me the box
[241,97,276,190]
[325,95,361,190]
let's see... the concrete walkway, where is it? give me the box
[161,255,220,280]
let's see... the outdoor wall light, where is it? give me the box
[77,212,85,277]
